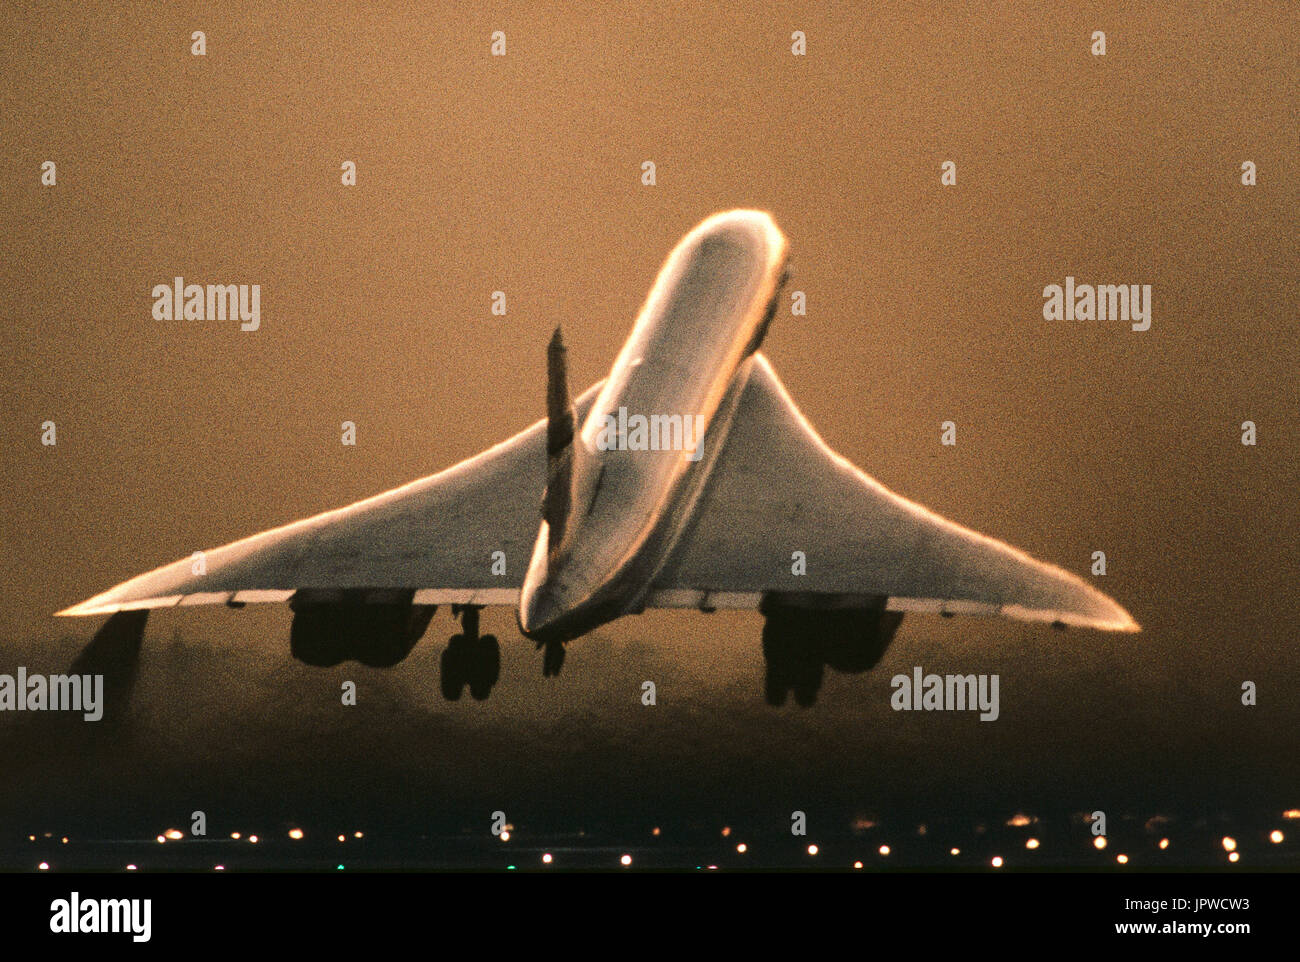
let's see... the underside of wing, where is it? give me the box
[648,356,1138,631]
[57,383,605,617]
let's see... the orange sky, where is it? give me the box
[1,2,1296,818]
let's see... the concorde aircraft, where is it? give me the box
[58,210,1138,703]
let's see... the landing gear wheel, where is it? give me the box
[441,635,467,701]
[469,635,500,700]
[790,658,822,707]
[792,667,822,708]
[542,640,565,677]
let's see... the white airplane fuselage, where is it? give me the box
[518,211,789,642]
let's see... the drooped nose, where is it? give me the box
[519,524,563,639]
[518,582,565,639]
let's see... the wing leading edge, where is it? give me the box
[647,355,1139,632]
[62,354,1137,632]
[56,383,607,617]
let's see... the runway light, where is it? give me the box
[1159,838,1170,850]
[950,847,960,856]
[736,843,747,854]
[1026,838,1040,850]
[156,836,165,844]
[721,826,731,837]
[500,831,510,842]
[878,845,890,856]
[27,836,34,841]
[249,835,259,844]
[1221,836,1236,852]
[1270,830,1284,844]
[853,861,863,869]
[337,864,345,870]
[991,856,1003,868]
[230,832,241,840]
[1229,852,1240,863]
[61,837,68,844]
[542,853,552,864]
[620,854,632,866]
[165,829,183,840]
[1007,814,1032,827]
[1116,854,1129,865]
[38,862,49,871]
[126,865,136,871]
[214,865,225,871]
[652,827,661,837]
[1283,810,1300,820]
[807,844,819,856]
[1093,836,1107,850]
[353,831,363,839]
[288,829,304,840]
[338,835,346,842]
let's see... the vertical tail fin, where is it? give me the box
[544,326,574,560]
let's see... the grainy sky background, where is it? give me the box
[0,2,1296,834]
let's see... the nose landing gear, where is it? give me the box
[538,638,566,678]
[440,604,501,701]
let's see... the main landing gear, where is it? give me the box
[760,598,904,708]
[440,604,500,701]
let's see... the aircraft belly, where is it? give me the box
[565,356,756,621]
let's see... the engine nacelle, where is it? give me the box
[290,589,435,668]
[759,594,903,706]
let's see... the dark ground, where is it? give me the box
[2,602,1295,871]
